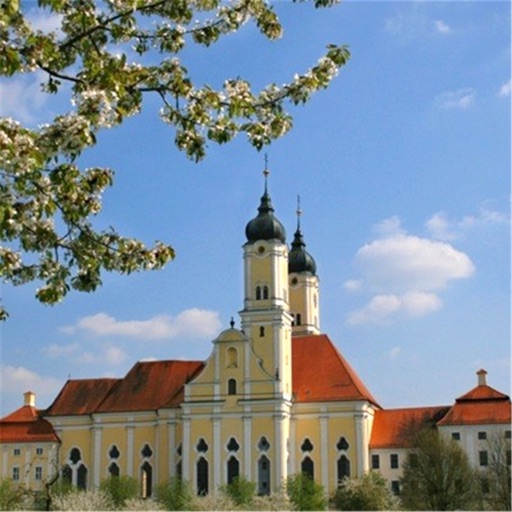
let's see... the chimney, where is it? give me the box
[477,369,487,387]
[23,391,36,407]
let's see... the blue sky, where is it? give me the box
[1,1,510,416]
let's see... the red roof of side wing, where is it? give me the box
[437,384,511,426]
[45,378,120,416]
[0,406,60,443]
[96,360,204,413]
[369,406,450,449]
[292,334,380,407]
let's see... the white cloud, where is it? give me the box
[343,279,363,292]
[498,79,511,97]
[384,7,452,41]
[26,9,62,33]
[0,365,63,404]
[433,20,451,34]
[347,292,441,325]
[1,72,49,124]
[345,216,475,326]
[62,308,222,340]
[354,233,474,293]
[373,215,405,237]
[436,88,475,110]
[42,342,80,357]
[426,208,509,241]
[75,345,128,365]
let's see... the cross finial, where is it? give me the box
[296,195,302,229]
[263,154,269,192]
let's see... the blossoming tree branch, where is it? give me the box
[0,0,350,320]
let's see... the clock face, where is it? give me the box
[291,277,298,286]
[257,245,265,255]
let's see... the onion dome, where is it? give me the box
[245,170,286,244]
[289,227,317,275]
[288,197,316,275]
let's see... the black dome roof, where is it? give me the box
[288,227,317,275]
[245,191,286,243]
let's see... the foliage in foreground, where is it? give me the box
[400,428,476,510]
[99,475,140,508]
[0,0,350,320]
[286,472,327,511]
[0,479,32,511]
[154,476,194,511]
[331,472,399,511]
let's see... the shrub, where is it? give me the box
[331,472,399,510]
[155,477,194,511]
[100,475,139,507]
[286,473,327,511]
[0,479,32,511]
[122,497,165,510]
[250,490,293,510]
[192,492,237,511]
[51,488,114,510]
[220,476,256,506]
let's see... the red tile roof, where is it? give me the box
[369,406,450,449]
[44,361,204,416]
[45,378,120,416]
[0,406,60,443]
[437,383,511,426]
[96,360,204,413]
[292,334,380,407]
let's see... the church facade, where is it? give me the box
[1,178,510,497]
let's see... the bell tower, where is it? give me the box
[288,197,320,335]
[239,168,293,400]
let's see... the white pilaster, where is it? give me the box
[93,426,102,487]
[213,413,221,490]
[168,420,176,478]
[243,414,252,480]
[182,416,191,484]
[126,426,134,477]
[320,415,329,489]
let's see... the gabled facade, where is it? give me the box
[0,392,60,491]
[1,177,510,498]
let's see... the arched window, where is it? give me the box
[256,286,262,300]
[296,313,302,326]
[228,378,237,395]
[141,461,153,498]
[227,438,240,452]
[197,439,208,453]
[141,444,153,458]
[259,326,265,337]
[227,456,240,485]
[70,448,81,464]
[109,445,120,459]
[301,438,314,452]
[108,462,120,477]
[258,437,270,452]
[301,456,314,480]
[61,465,72,485]
[258,455,271,495]
[336,437,349,451]
[263,286,269,299]
[197,457,209,496]
[77,464,88,490]
[227,347,237,367]
[337,455,350,483]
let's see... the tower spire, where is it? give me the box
[263,154,269,194]
[296,195,302,230]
